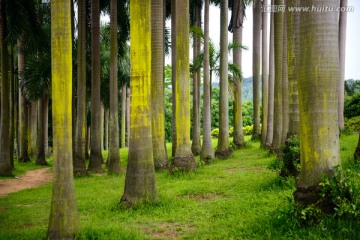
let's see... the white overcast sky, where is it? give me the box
[164,0,360,80]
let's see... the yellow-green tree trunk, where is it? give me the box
[121,0,157,204]
[48,0,81,237]
[294,0,341,205]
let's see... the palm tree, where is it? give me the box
[171,0,177,157]
[151,0,168,169]
[287,0,299,137]
[108,0,120,174]
[0,0,12,175]
[47,0,81,237]
[121,84,126,147]
[89,0,103,173]
[36,98,47,165]
[215,0,232,158]
[265,0,275,147]
[281,4,289,144]
[261,0,269,147]
[121,0,157,204]
[74,0,87,175]
[252,0,261,140]
[338,0,347,130]
[200,0,215,163]
[294,0,341,205]
[271,0,284,152]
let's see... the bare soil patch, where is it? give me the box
[0,168,53,198]
[142,222,194,240]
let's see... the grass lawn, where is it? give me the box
[0,134,359,239]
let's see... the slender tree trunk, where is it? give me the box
[121,84,126,148]
[151,0,168,169]
[200,0,215,163]
[126,88,130,147]
[104,108,109,150]
[287,0,300,137]
[172,0,197,171]
[252,0,261,140]
[48,0,81,237]
[338,0,347,130]
[86,126,90,159]
[232,0,245,148]
[89,0,103,173]
[100,105,104,152]
[0,1,12,175]
[294,0,341,206]
[265,1,275,147]
[216,0,232,158]
[36,98,47,165]
[74,0,87,175]
[261,0,269,147]
[108,0,120,174]
[272,0,284,152]
[17,38,30,162]
[191,2,201,156]
[281,5,289,144]
[29,102,37,157]
[171,0,177,157]
[44,95,49,157]
[121,0,157,204]
[9,46,15,168]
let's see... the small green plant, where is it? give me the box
[280,135,300,178]
[243,125,253,136]
[211,128,219,138]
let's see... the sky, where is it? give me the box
[165,0,360,80]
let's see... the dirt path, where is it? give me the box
[0,168,53,198]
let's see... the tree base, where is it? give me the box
[35,160,48,166]
[294,185,320,206]
[0,165,13,176]
[73,168,88,176]
[171,155,196,172]
[233,140,246,149]
[215,148,233,159]
[200,153,215,164]
[18,155,31,163]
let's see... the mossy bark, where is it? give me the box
[88,0,103,173]
[28,101,37,157]
[48,0,81,237]
[74,0,87,176]
[151,0,168,170]
[121,84,127,148]
[171,0,177,158]
[172,0,196,171]
[200,0,215,163]
[108,0,120,174]
[294,0,341,206]
[281,11,289,144]
[261,0,269,147]
[216,0,232,158]
[36,98,47,166]
[121,0,157,205]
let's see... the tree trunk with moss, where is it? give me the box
[47,0,81,237]
[29,102,37,157]
[36,98,47,165]
[121,84,126,148]
[89,0,103,173]
[0,1,12,176]
[338,0,347,130]
[281,8,289,144]
[151,0,168,170]
[286,0,300,137]
[121,0,157,204]
[200,0,215,163]
[232,0,245,148]
[74,0,87,175]
[294,0,341,206]
[252,0,261,140]
[261,0,269,147]
[108,0,120,174]
[172,0,197,171]
[271,0,284,152]
[216,0,232,158]
[17,38,30,163]
[171,0,177,158]
[265,2,275,147]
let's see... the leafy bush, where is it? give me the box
[229,127,234,137]
[344,92,360,118]
[344,116,360,133]
[211,128,219,138]
[243,125,253,136]
[280,136,300,178]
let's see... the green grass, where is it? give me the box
[0,135,359,239]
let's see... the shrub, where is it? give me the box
[211,128,219,138]
[344,116,360,133]
[243,125,253,136]
[229,127,234,137]
[280,135,300,178]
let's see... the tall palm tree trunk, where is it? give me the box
[48,0,81,237]
[281,6,289,144]
[232,0,245,148]
[216,0,232,158]
[261,0,269,147]
[200,0,215,163]
[271,0,284,152]
[44,95,49,157]
[74,0,87,175]
[36,98,47,165]
[338,0,347,130]
[17,38,30,162]
[29,102,37,157]
[121,84,126,148]
[171,0,177,157]
[252,0,261,140]
[265,0,275,147]
[89,0,103,173]
[121,0,157,204]
[0,0,12,176]
[294,0,341,206]
[151,0,168,169]
[108,0,120,174]
[9,46,15,168]
[172,0,197,171]
[287,0,300,137]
